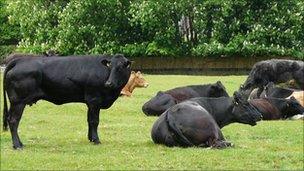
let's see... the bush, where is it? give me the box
[4,0,304,59]
[0,45,15,64]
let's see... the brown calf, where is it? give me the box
[121,71,149,97]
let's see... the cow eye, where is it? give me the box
[107,63,111,67]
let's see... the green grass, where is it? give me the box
[1,74,303,170]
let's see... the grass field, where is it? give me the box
[1,74,303,170]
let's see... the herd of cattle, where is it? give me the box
[1,53,304,149]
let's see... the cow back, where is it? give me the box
[249,99,281,120]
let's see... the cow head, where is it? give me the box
[231,91,262,126]
[264,82,294,98]
[134,71,149,88]
[142,91,177,116]
[209,81,229,97]
[103,54,131,89]
[281,97,304,118]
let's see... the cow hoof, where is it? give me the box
[13,145,24,150]
[93,140,101,145]
[13,141,24,150]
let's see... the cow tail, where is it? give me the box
[2,62,16,131]
[3,68,9,131]
[165,112,194,147]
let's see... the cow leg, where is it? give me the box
[207,138,232,149]
[212,140,232,149]
[87,112,92,142]
[124,91,132,97]
[87,105,101,144]
[206,129,232,149]
[8,103,26,149]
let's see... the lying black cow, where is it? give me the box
[264,82,304,107]
[248,82,296,100]
[142,81,229,116]
[151,92,262,148]
[264,82,297,98]
[239,59,304,99]
[3,54,131,149]
[249,97,304,120]
[248,82,304,106]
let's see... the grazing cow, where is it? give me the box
[121,71,149,97]
[142,81,229,116]
[249,97,304,120]
[3,54,131,149]
[239,59,304,99]
[151,92,262,148]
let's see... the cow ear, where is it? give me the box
[210,84,220,91]
[101,59,111,67]
[216,81,225,90]
[216,81,222,86]
[233,91,243,104]
[128,60,135,68]
[131,71,136,74]
[125,60,132,68]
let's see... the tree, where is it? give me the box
[4,0,303,59]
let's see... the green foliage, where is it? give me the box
[1,74,303,170]
[0,45,15,63]
[0,0,20,46]
[0,0,19,61]
[3,0,304,59]
[121,43,147,57]
[192,0,304,59]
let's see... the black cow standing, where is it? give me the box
[3,54,131,149]
[239,59,304,99]
[151,92,262,148]
[142,81,229,116]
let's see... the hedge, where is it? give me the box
[2,0,304,59]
